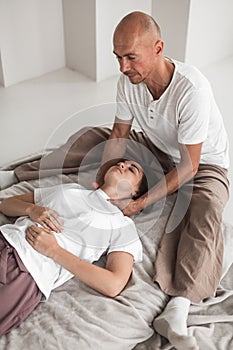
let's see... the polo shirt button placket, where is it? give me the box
[149,108,154,121]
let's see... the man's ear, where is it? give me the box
[154,39,164,55]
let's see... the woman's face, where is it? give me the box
[104,160,144,197]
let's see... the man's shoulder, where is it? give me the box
[171,58,210,89]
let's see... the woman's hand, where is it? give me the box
[25,225,59,258]
[26,205,63,233]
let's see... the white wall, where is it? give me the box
[0,51,4,86]
[152,0,191,62]
[62,0,152,82]
[0,0,65,87]
[1,0,233,87]
[185,0,233,68]
[62,0,97,80]
[152,0,233,69]
[95,0,152,81]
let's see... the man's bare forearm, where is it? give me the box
[101,118,132,164]
[102,137,128,164]
[97,118,132,183]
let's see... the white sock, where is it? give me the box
[168,332,199,350]
[153,297,199,350]
[0,170,18,190]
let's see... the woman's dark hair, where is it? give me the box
[133,172,148,200]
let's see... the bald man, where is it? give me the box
[0,11,229,350]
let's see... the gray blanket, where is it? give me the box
[0,160,233,350]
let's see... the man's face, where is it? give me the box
[105,160,144,197]
[113,32,156,85]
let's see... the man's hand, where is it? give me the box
[92,181,100,190]
[109,197,146,217]
[26,205,63,233]
[92,167,105,190]
[25,225,59,258]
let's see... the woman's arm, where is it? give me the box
[0,192,62,232]
[26,225,134,297]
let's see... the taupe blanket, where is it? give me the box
[0,156,233,350]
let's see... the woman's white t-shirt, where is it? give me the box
[116,58,229,169]
[1,184,142,299]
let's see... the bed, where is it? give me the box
[1,150,233,350]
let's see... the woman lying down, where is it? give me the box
[0,159,148,336]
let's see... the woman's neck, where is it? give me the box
[100,184,131,200]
